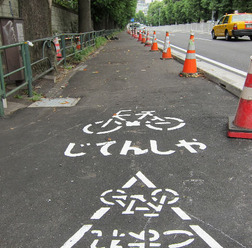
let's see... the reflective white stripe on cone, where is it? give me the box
[228,56,252,139]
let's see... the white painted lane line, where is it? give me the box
[90,207,110,220]
[190,225,223,248]
[136,171,157,188]
[156,39,247,77]
[195,38,212,42]
[61,224,92,248]
[122,176,138,188]
[171,207,191,220]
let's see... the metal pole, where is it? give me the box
[0,53,5,116]
[23,42,33,97]
[61,35,66,66]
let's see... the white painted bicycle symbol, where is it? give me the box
[83,110,186,134]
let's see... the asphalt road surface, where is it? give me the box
[149,27,251,73]
[0,31,251,248]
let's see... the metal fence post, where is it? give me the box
[88,32,91,47]
[61,34,66,66]
[23,42,33,97]
[80,34,83,50]
[0,53,5,116]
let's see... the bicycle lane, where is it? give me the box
[57,32,251,247]
[0,31,251,247]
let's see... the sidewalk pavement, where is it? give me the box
[1,30,251,248]
[2,30,245,117]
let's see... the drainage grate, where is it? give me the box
[29,98,81,108]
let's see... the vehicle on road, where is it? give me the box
[211,12,252,40]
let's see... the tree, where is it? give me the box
[147,1,165,26]
[149,0,252,26]
[79,0,93,32]
[91,0,137,30]
[135,11,147,24]
[54,0,137,30]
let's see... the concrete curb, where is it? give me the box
[156,41,245,98]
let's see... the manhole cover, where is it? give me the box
[29,97,80,108]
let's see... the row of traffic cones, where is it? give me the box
[133,29,172,58]
[53,37,82,61]
[127,28,252,139]
[133,29,196,73]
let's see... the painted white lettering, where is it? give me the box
[96,141,116,156]
[120,140,148,155]
[176,139,207,153]
[150,140,175,155]
[64,143,86,157]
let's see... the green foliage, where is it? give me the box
[14,94,23,99]
[147,1,166,26]
[135,11,147,24]
[53,0,78,11]
[30,91,43,102]
[95,37,107,48]
[91,0,137,28]
[148,0,252,26]
[67,36,108,64]
[53,0,137,29]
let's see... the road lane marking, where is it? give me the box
[60,172,225,247]
[91,207,110,220]
[171,207,192,220]
[156,39,247,77]
[61,224,93,248]
[190,225,223,248]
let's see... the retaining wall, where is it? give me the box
[0,0,19,19]
[51,4,78,34]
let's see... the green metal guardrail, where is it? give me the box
[0,29,116,117]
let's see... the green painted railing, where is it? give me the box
[0,29,116,117]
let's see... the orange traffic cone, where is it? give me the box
[161,31,172,60]
[141,29,146,44]
[138,30,142,42]
[76,37,81,50]
[145,31,151,47]
[150,31,159,51]
[134,28,138,39]
[228,56,252,139]
[131,28,134,37]
[180,31,197,77]
[53,37,62,61]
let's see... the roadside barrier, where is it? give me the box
[145,31,152,47]
[138,30,142,42]
[150,31,158,51]
[228,56,252,139]
[0,29,116,117]
[161,32,172,60]
[180,31,197,77]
